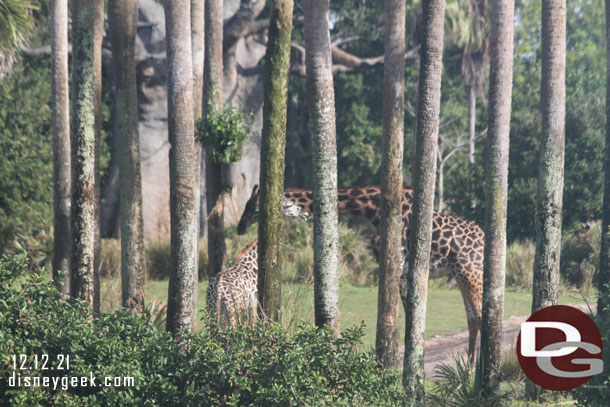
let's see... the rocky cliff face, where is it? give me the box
[102,0,265,239]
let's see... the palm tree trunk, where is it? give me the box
[70,0,97,313]
[51,0,71,297]
[403,0,445,402]
[305,0,339,334]
[478,0,514,400]
[258,0,293,321]
[527,0,566,398]
[468,84,477,211]
[376,0,405,369]
[165,0,198,334]
[600,0,610,328]
[109,0,146,308]
[204,0,226,280]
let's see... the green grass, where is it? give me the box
[101,276,597,350]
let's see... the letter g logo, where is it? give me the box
[516,305,604,391]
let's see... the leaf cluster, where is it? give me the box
[196,105,249,165]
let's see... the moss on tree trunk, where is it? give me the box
[258,0,293,322]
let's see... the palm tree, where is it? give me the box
[305,0,340,334]
[376,0,405,369]
[527,0,566,399]
[204,0,226,280]
[0,0,36,77]
[403,0,446,403]
[477,0,514,400]
[258,0,293,321]
[600,0,610,329]
[51,0,70,297]
[165,0,198,334]
[70,0,97,313]
[109,0,146,307]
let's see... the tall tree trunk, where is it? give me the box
[468,84,477,211]
[477,0,514,400]
[165,0,198,334]
[600,0,610,330]
[403,0,445,402]
[376,0,405,369]
[92,0,104,315]
[305,0,340,334]
[109,0,146,308]
[437,137,444,212]
[204,0,226,280]
[70,0,97,313]
[527,0,566,398]
[51,0,71,297]
[191,0,204,323]
[258,0,293,321]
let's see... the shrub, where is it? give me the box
[145,238,208,281]
[195,104,249,165]
[506,240,535,290]
[0,254,403,406]
[560,223,600,290]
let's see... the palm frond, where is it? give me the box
[0,0,38,51]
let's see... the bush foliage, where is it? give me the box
[196,104,249,165]
[0,254,403,406]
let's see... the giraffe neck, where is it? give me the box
[282,186,403,227]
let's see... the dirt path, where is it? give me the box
[403,304,597,378]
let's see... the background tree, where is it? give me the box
[403,0,445,403]
[51,0,70,296]
[204,0,226,280]
[528,0,566,398]
[477,0,514,399]
[70,0,97,313]
[258,0,293,321]
[109,0,146,307]
[376,0,405,369]
[0,0,36,77]
[165,0,198,334]
[304,0,340,333]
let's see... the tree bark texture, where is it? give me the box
[531,0,565,314]
[70,0,97,313]
[204,0,226,280]
[258,0,293,322]
[376,0,405,370]
[528,0,565,397]
[478,0,514,400]
[51,0,71,297]
[403,0,445,403]
[304,0,340,334]
[468,84,477,211]
[600,0,610,327]
[164,0,198,334]
[109,0,146,308]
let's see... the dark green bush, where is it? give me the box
[0,254,403,406]
[196,104,249,165]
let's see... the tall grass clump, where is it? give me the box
[506,239,535,290]
[560,222,600,291]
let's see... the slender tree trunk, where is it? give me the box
[376,0,405,369]
[191,0,204,323]
[91,0,104,315]
[258,0,293,321]
[109,0,146,308]
[70,0,97,313]
[304,0,339,334]
[403,0,445,402]
[52,0,71,297]
[165,0,198,334]
[600,0,610,328]
[437,139,444,212]
[468,84,477,211]
[477,0,514,400]
[527,0,566,398]
[204,0,226,280]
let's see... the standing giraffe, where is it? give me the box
[237,185,484,363]
[207,238,259,326]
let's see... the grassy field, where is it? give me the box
[101,275,596,350]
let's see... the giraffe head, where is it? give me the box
[236,185,306,235]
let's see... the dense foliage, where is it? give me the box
[196,104,249,165]
[0,255,404,406]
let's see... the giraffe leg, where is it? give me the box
[454,269,483,366]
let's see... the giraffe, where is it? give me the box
[236,185,484,362]
[206,238,259,326]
